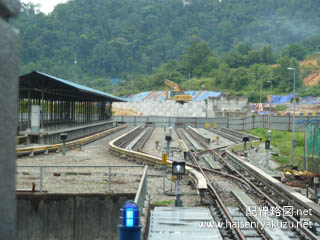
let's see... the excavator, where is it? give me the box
[164,79,192,103]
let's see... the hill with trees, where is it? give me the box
[13,0,320,100]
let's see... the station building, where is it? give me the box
[18,71,126,145]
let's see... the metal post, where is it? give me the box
[314,177,319,204]
[288,67,296,166]
[163,141,170,194]
[40,167,43,193]
[260,75,264,104]
[175,176,182,207]
[287,67,297,166]
[306,184,309,198]
[304,123,307,171]
[28,90,31,129]
[109,167,112,192]
[293,68,296,139]
[144,167,148,197]
[269,81,272,131]
[41,91,44,129]
[243,141,247,157]
[62,140,66,155]
[265,148,269,168]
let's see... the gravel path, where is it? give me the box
[142,127,200,207]
[246,144,282,177]
[17,126,201,206]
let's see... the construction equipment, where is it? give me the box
[282,168,320,187]
[164,80,192,103]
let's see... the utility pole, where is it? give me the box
[288,67,296,166]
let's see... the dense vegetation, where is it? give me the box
[13,0,320,100]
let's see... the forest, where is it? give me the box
[13,0,320,101]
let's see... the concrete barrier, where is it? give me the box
[17,193,135,240]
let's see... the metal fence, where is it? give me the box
[114,115,320,132]
[16,165,146,193]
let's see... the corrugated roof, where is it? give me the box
[20,71,126,102]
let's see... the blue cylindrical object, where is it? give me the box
[119,201,141,240]
[121,201,139,227]
[118,225,141,240]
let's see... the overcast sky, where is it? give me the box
[21,0,69,14]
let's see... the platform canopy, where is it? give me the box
[19,71,126,102]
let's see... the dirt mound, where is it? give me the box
[301,58,318,67]
[113,108,143,116]
[304,70,320,86]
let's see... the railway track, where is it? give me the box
[19,122,320,239]
[108,125,320,239]
[178,126,320,240]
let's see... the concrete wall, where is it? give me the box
[113,100,207,117]
[114,95,251,118]
[17,193,135,240]
[207,95,251,118]
[0,0,20,238]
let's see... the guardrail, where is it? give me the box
[134,165,148,211]
[17,124,127,156]
[16,165,146,193]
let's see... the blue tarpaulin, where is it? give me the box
[126,91,221,102]
[271,94,294,104]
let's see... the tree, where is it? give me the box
[282,43,307,61]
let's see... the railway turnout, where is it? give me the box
[109,125,320,239]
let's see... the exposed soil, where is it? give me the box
[113,107,143,116]
[304,69,320,86]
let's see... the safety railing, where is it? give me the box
[16,165,145,193]
[134,165,148,211]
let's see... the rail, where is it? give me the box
[217,128,320,239]
[184,127,319,239]
[109,128,207,193]
[188,151,246,240]
[16,165,145,193]
[134,165,148,211]
[17,124,127,156]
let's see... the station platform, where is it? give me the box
[18,120,115,145]
[148,207,223,240]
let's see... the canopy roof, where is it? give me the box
[19,71,126,102]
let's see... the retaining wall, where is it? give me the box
[17,193,135,240]
[113,101,207,117]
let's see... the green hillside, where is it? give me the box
[13,0,320,99]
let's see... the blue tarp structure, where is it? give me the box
[126,91,221,102]
[270,94,320,105]
[271,94,294,105]
[127,91,152,102]
[300,96,320,105]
